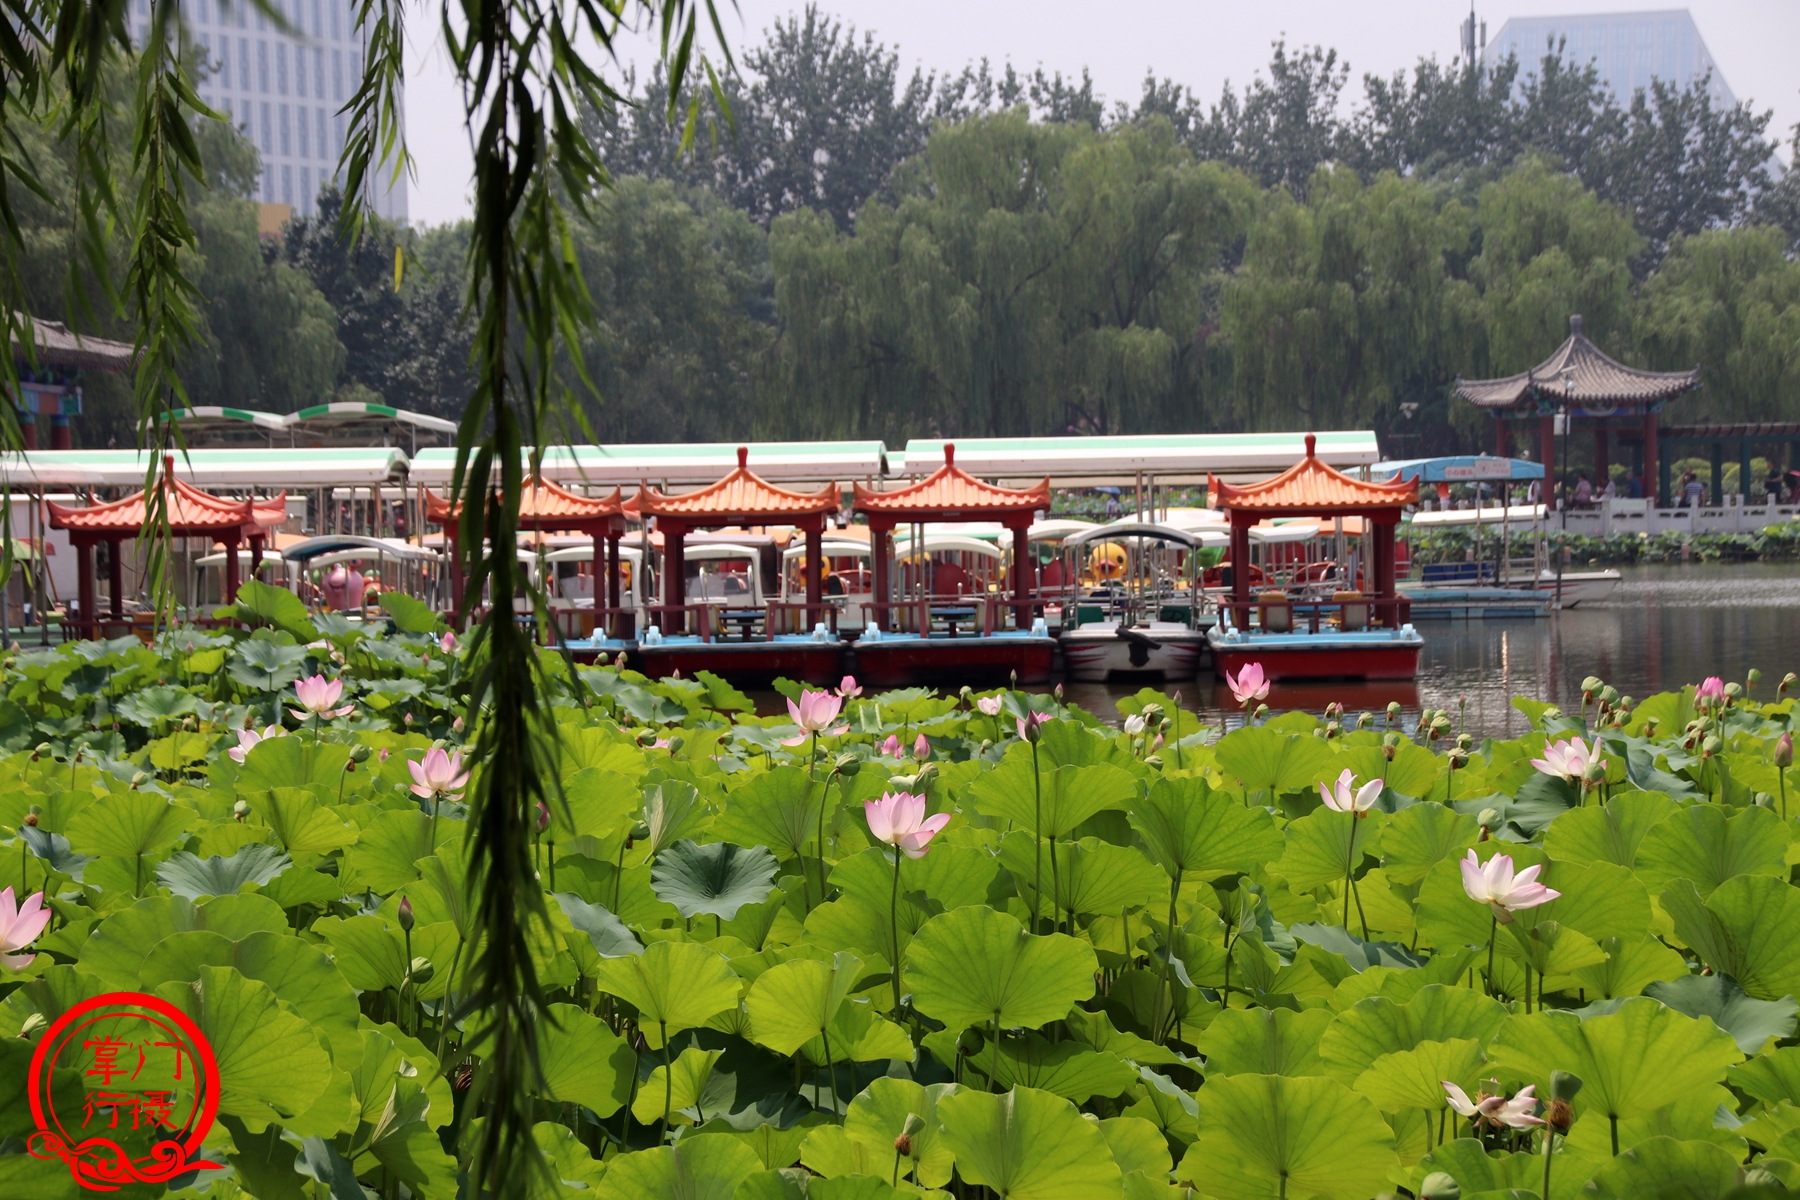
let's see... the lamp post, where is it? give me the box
[1557,372,1574,611]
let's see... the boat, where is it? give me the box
[1054,523,1215,682]
[1529,569,1621,606]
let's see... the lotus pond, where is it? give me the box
[1,599,1798,1200]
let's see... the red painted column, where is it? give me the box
[223,532,241,605]
[870,523,890,627]
[606,533,621,610]
[76,538,94,638]
[1595,426,1609,488]
[1540,414,1556,476]
[106,536,123,619]
[1011,516,1035,627]
[1494,419,1508,458]
[1230,518,1252,630]
[1642,408,1659,505]
[664,524,685,609]
[804,523,822,610]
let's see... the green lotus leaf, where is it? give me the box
[1319,985,1510,1083]
[689,1114,824,1172]
[155,964,335,1133]
[641,780,707,856]
[349,1026,452,1131]
[937,1085,1123,1200]
[905,905,1098,1033]
[746,951,863,1056]
[596,1133,766,1200]
[1542,790,1677,867]
[1489,997,1742,1136]
[411,848,476,940]
[798,1123,889,1179]
[710,765,829,863]
[111,682,200,727]
[1196,1006,1334,1077]
[314,914,460,1000]
[340,809,458,894]
[652,839,780,921]
[841,1077,957,1187]
[1275,807,1385,891]
[1334,742,1443,800]
[377,590,444,633]
[1732,1047,1800,1107]
[1064,1005,1186,1066]
[966,760,1138,840]
[996,833,1167,917]
[1414,847,1547,951]
[553,892,645,958]
[798,998,913,1067]
[64,788,200,861]
[366,1098,460,1200]
[1644,973,1798,1055]
[631,1046,727,1126]
[1128,776,1286,882]
[1353,1037,1485,1113]
[1213,724,1338,796]
[232,578,320,638]
[1099,1114,1172,1180]
[237,739,353,794]
[1177,1073,1397,1200]
[1413,1139,1541,1199]
[595,939,741,1041]
[1124,1066,1200,1146]
[829,843,1002,914]
[529,1002,636,1118]
[805,892,920,968]
[972,1032,1138,1102]
[1500,918,1609,978]
[1662,875,1800,1001]
[1378,801,1480,886]
[1569,934,1690,1000]
[545,767,640,846]
[1562,1082,1747,1159]
[1513,859,1652,944]
[1633,802,1787,899]
[78,893,288,989]
[0,964,109,1038]
[1583,1136,1741,1200]
[155,843,292,899]
[257,786,361,854]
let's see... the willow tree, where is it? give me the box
[0,0,727,1190]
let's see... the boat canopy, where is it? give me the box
[783,538,871,561]
[890,534,1005,560]
[1373,455,1544,483]
[1062,522,1208,549]
[282,535,440,564]
[1407,504,1547,528]
[0,447,409,488]
[900,430,1380,486]
[407,440,886,487]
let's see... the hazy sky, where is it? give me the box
[402,1,1799,226]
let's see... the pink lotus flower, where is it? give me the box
[1459,850,1560,923]
[912,734,931,763]
[1695,676,1725,708]
[409,747,471,802]
[0,887,50,970]
[1529,736,1603,782]
[228,724,286,764]
[864,792,951,859]
[1226,662,1269,707]
[1016,711,1049,742]
[880,734,901,757]
[290,674,354,721]
[1319,768,1383,815]
[1442,1081,1505,1121]
[379,747,390,763]
[439,631,457,654]
[1495,1086,1547,1129]
[836,676,862,699]
[781,689,848,745]
[976,696,1003,717]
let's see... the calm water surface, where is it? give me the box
[1063,563,1800,740]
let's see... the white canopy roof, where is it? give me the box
[898,431,1381,486]
[1406,504,1546,528]
[0,448,409,488]
[406,441,887,488]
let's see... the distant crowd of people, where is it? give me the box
[1554,468,1800,509]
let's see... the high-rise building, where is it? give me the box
[1481,9,1736,109]
[153,0,408,223]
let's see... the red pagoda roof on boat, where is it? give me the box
[1210,434,1416,520]
[637,448,838,524]
[47,460,285,538]
[425,478,626,530]
[853,444,1048,522]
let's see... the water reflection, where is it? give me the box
[1066,564,1800,739]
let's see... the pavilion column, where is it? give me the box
[1010,516,1034,627]
[1373,521,1397,627]
[870,523,890,625]
[592,529,606,605]
[1493,419,1508,459]
[1594,426,1609,489]
[664,524,685,610]
[448,535,465,620]
[223,531,242,605]
[1539,414,1556,479]
[249,532,266,590]
[606,534,621,610]
[106,536,124,619]
[1229,519,1252,630]
[76,538,94,638]
[804,524,822,610]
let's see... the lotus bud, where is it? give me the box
[536,802,551,833]
[913,762,939,789]
[667,736,684,755]
[956,1029,983,1058]
[1542,706,1562,722]
[1702,734,1722,759]
[31,742,48,761]
[1386,701,1402,722]
[895,1112,926,1157]
[1141,703,1164,727]
[232,799,250,822]
[1382,732,1400,761]
[1021,717,1042,745]
[1747,669,1763,691]
[1253,703,1269,721]
[1477,807,1500,839]
[18,1011,47,1038]
[1782,672,1797,698]
[1456,733,1473,751]
[595,651,610,666]
[912,734,931,763]
[406,957,434,986]
[1010,671,1018,691]
[1582,759,1607,788]
[1356,712,1372,729]
[958,686,973,705]
[1775,733,1792,769]
[349,743,373,763]
[834,752,862,778]
[404,712,414,726]
[1724,682,1742,705]
[1644,716,1660,735]
[1599,685,1619,707]
[1755,792,1775,809]
[452,716,465,733]
[379,747,390,762]
[1448,748,1469,770]
[1620,696,1633,710]
[130,771,150,790]
[243,711,256,730]
[1420,1171,1461,1200]
[1312,726,1326,739]
[1324,701,1343,720]
[1054,683,1064,705]
[22,807,40,827]
[1324,721,1340,740]
[1144,754,1164,768]
[398,895,415,933]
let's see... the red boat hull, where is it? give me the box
[1210,644,1421,682]
[629,641,846,685]
[851,636,1055,689]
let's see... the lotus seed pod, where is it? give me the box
[1420,1172,1460,1200]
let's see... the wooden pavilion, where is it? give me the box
[46,458,286,634]
[1456,315,1700,504]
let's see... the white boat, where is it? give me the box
[1530,569,1621,606]
[1054,523,1212,682]
[1061,618,1208,682]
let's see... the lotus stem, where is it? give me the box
[1152,873,1180,1043]
[1030,739,1044,930]
[1543,1128,1555,1199]
[1485,915,1498,999]
[660,1021,672,1142]
[890,850,904,1018]
[990,1015,1001,1095]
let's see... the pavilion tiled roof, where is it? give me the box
[46,467,285,537]
[637,447,838,522]
[1455,315,1700,411]
[853,444,1049,518]
[425,478,625,529]
[1210,435,1417,516]
[11,314,137,373]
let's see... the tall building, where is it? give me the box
[1481,9,1736,110]
[166,0,408,222]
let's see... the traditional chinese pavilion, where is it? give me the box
[1456,315,1700,505]
[849,443,1055,686]
[425,476,630,623]
[46,459,286,633]
[8,314,135,449]
[1207,434,1422,681]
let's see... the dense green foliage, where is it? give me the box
[2,602,1799,1198]
[1408,523,1800,567]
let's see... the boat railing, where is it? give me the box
[764,602,839,639]
[1221,595,1409,635]
[862,599,931,635]
[645,603,720,642]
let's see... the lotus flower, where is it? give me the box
[0,887,50,970]
[229,724,286,764]
[880,734,901,758]
[439,630,457,654]
[976,695,1003,717]
[1529,736,1604,782]
[290,674,354,721]
[1495,1086,1546,1129]
[1442,1081,1505,1121]
[1319,768,1383,815]
[1696,676,1725,708]
[1226,662,1269,707]
[836,676,863,699]
[1123,714,1147,737]
[912,734,930,763]
[1459,850,1560,923]
[409,747,471,801]
[864,792,951,859]
[1016,711,1049,742]
[782,690,848,745]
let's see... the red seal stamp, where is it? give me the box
[26,991,223,1192]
